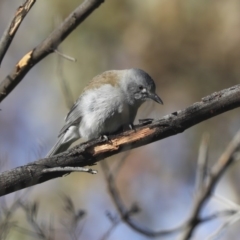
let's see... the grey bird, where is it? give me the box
[47,68,163,157]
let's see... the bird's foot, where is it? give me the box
[100,135,109,141]
[99,135,113,144]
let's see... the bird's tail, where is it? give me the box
[47,126,80,157]
[47,134,71,157]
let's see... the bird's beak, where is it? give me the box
[148,92,163,104]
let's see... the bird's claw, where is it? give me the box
[100,135,112,144]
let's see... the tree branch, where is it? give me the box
[0,0,36,65]
[0,84,240,197]
[0,0,105,102]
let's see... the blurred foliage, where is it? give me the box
[0,0,240,239]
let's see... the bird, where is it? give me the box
[47,68,163,157]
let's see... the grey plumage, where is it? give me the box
[47,68,163,157]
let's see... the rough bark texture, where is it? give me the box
[0,84,239,196]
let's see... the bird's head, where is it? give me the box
[121,68,163,106]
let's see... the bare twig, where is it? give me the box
[205,194,240,240]
[0,0,105,103]
[60,195,86,240]
[207,212,240,240]
[195,133,209,193]
[54,49,77,62]
[0,84,240,196]
[100,221,120,240]
[101,160,185,237]
[19,201,49,239]
[201,210,237,223]
[213,193,240,210]
[0,200,20,239]
[42,166,97,174]
[181,130,240,239]
[99,211,121,240]
[0,189,31,239]
[101,158,235,238]
[0,0,36,65]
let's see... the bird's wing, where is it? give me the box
[58,70,122,137]
[47,133,71,156]
[58,98,82,137]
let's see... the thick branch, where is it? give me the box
[0,84,240,197]
[0,0,36,65]
[0,0,104,102]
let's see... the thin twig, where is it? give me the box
[54,49,76,62]
[101,160,185,237]
[200,210,237,223]
[0,0,36,65]
[207,212,240,240]
[60,195,86,240]
[0,189,31,239]
[181,130,240,239]
[195,133,209,193]
[213,193,240,210]
[42,167,97,174]
[100,222,120,240]
[99,212,121,240]
[19,201,48,239]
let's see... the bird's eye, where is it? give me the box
[139,85,144,90]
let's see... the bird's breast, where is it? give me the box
[79,84,138,139]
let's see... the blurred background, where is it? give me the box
[0,0,240,239]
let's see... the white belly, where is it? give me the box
[78,84,137,140]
